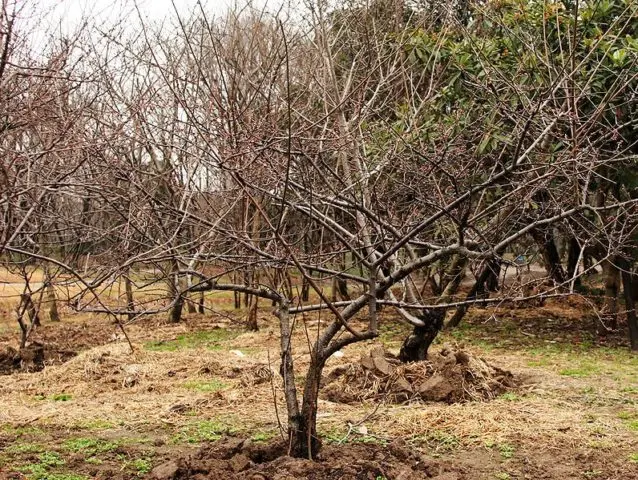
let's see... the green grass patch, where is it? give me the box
[498,443,516,459]
[172,420,235,444]
[72,419,115,430]
[559,363,601,378]
[145,329,239,352]
[183,378,228,392]
[499,392,520,401]
[625,420,638,432]
[2,424,45,437]
[121,457,153,476]
[410,430,460,454]
[630,453,638,463]
[250,430,278,443]
[52,394,72,402]
[62,438,119,456]
[16,451,73,480]
[5,443,44,455]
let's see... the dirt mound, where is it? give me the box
[0,342,76,375]
[150,436,461,480]
[322,346,515,404]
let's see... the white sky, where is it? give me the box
[25,1,285,36]
[18,0,286,53]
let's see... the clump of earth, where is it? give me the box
[321,346,516,404]
[150,436,463,480]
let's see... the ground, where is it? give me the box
[0,289,637,479]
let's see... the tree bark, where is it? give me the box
[531,228,567,284]
[618,258,638,351]
[198,291,205,314]
[601,258,620,332]
[566,237,581,286]
[447,257,500,329]
[399,309,445,362]
[292,351,325,459]
[124,272,135,322]
[44,267,60,322]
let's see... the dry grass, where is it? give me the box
[1,304,637,478]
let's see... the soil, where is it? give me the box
[0,342,76,375]
[149,437,459,480]
[322,346,516,404]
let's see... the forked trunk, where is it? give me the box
[399,309,445,362]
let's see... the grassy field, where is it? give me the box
[0,294,637,479]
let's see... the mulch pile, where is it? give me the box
[321,346,516,404]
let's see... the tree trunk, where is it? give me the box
[291,353,324,459]
[17,293,40,349]
[566,237,581,286]
[618,258,638,351]
[167,264,184,323]
[601,258,620,333]
[198,291,205,314]
[187,296,197,314]
[169,294,185,324]
[246,296,259,331]
[44,267,60,322]
[331,277,349,302]
[124,272,135,322]
[531,228,567,284]
[301,275,310,302]
[399,309,445,362]
[447,257,500,329]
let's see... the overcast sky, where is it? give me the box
[19,0,286,51]
[27,1,285,36]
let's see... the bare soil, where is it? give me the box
[149,436,457,480]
